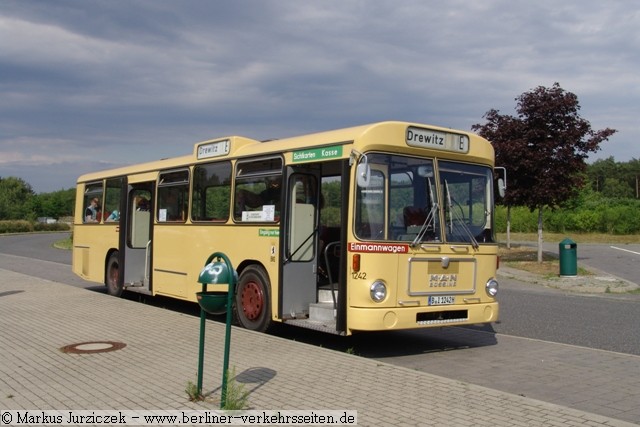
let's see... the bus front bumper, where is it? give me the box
[347,302,499,332]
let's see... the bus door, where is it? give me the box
[121,182,154,292]
[281,165,321,318]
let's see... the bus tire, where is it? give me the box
[235,265,271,332]
[105,252,123,297]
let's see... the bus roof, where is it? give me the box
[76,121,490,183]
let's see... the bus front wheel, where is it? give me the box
[105,252,123,297]
[235,265,271,332]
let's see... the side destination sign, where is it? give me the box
[406,127,469,153]
[197,139,230,160]
[293,145,343,163]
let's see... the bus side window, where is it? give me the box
[192,162,231,222]
[158,189,187,221]
[157,170,189,222]
[234,157,283,222]
[104,177,123,222]
[83,182,104,223]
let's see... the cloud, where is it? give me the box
[0,0,637,192]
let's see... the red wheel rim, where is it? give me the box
[241,281,264,320]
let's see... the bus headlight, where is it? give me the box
[370,280,387,303]
[485,278,499,297]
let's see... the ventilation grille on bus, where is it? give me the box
[416,310,468,325]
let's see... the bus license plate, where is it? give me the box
[428,296,455,306]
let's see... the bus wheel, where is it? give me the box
[235,265,271,332]
[105,252,123,297]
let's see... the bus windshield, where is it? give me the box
[355,153,495,245]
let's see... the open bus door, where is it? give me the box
[280,159,348,334]
[280,165,321,319]
[120,182,154,293]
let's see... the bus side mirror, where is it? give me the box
[497,178,506,198]
[357,163,371,188]
[495,167,507,198]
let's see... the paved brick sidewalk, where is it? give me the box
[1,269,636,426]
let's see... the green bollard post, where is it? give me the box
[196,281,207,396]
[220,258,235,408]
[195,252,236,409]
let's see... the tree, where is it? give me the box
[473,83,616,262]
[34,188,76,218]
[619,158,640,198]
[587,157,618,193]
[586,157,640,198]
[0,177,36,220]
[470,108,526,248]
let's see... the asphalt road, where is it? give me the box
[544,240,639,284]
[1,232,639,356]
[494,279,640,355]
[0,232,102,290]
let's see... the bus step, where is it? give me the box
[317,288,338,304]
[284,318,341,335]
[309,302,336,323]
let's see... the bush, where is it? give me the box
[602,205,640,234]
[498,206,538,233]
[33,222,71,232]
[0,220,34,233]
[497,196,640,235]
[0,220,70,234]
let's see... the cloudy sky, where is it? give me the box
[1,0,637,193]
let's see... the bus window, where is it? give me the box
[355,170,385,239]
[234,157,283,222]
[440,161,494,244]
[104,177,123,222]
[355,154,442,243]
[83,182,104,223]
[390,171,414,230]
[157,170,189,222]
[192,162,231,222]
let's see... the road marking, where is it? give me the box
[610,246,640,256]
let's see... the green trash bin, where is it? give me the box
[559,238,577,277]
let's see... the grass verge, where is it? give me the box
[53,236,73,250]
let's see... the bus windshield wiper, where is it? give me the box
[444,180,479,250]
[410,205,438,248]
[410,178,438,248]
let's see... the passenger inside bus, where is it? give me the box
[136,196,150,211]
[84,198,100,222]
[261,177,281,205]
[105,210,120,222]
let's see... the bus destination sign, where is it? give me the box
[292,145,343,163]
[406,127,469,153]
[197,140,230,160]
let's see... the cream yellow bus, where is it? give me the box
[72,121,499,335]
